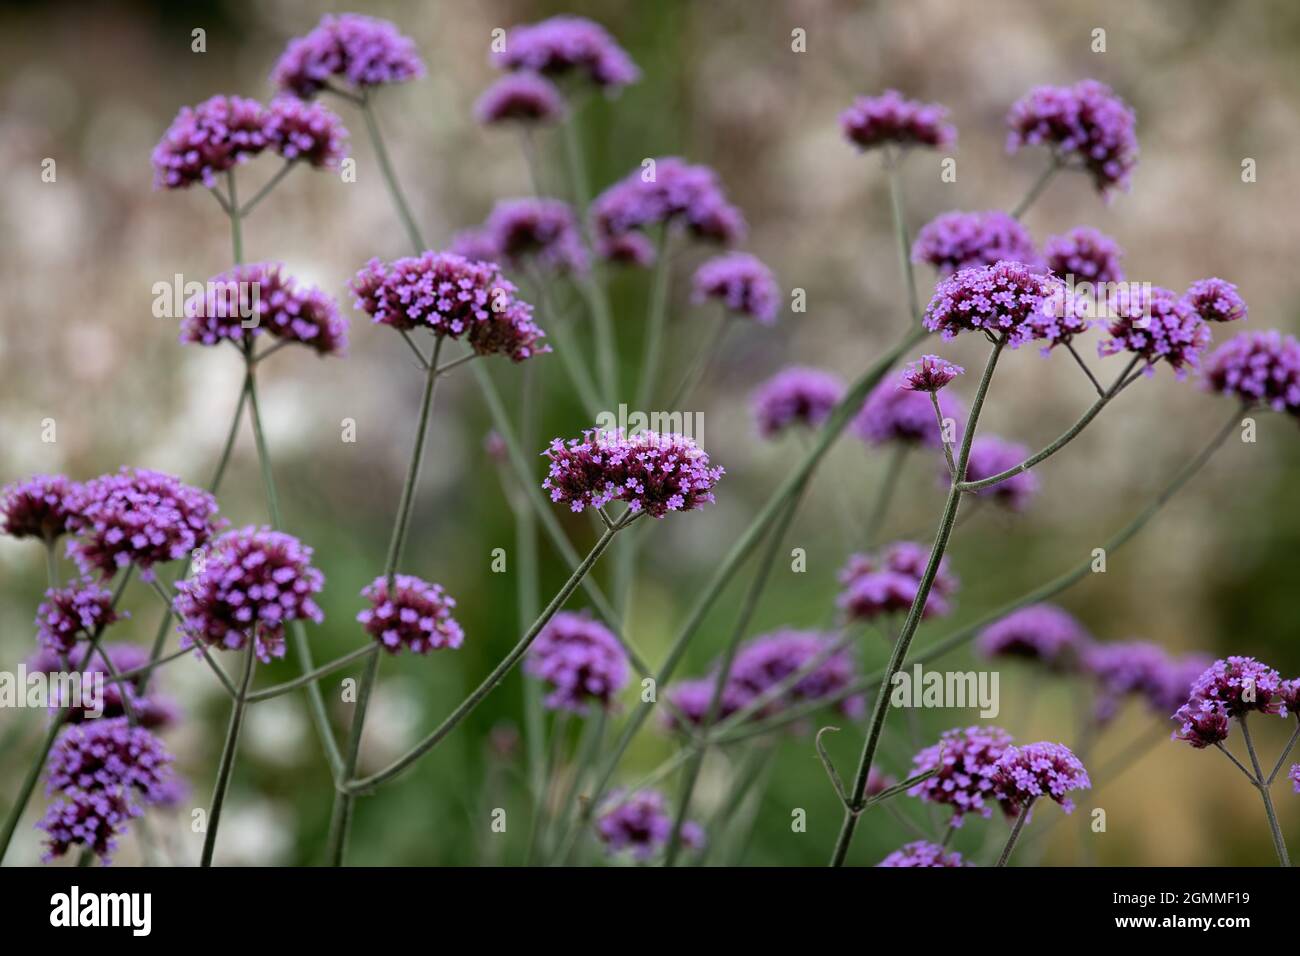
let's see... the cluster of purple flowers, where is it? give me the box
[1,473,77,541]
[174,526,325,663]
[350,251,547,362]
[452,199,589,276]
[923,259,1064,349]
[1172,656,1292,749]
[751,367,845,439]
[908,725,1013,826]
[1098,284,1212,380]
[837,542,959,622]
[854,372,963,448]
[182,262,348,356]
[961,436,1039,511]
[492,15,639,92]
[272,13,425,98]
[977,603,1091,671]
[840,90,956,152]
[1006,79,1138,196]
[541,428,723,518]
[1042,227,1125,285]
[912,210,1038,276]
[1185,278,1248,325]
[877,841,969,867]
[992,741,1092,816]
[36,579,123,655]
[357,575,463,655]
[595,790,703,859]
[1203,330,1300,417]
[66,468,223,581]
[1084,641,1211,725]
[152,94,348,190]
[525,611,629,714]
[28,642,178,728]
[474,72,567,126]
[589,157,746,265]
[900,354,963,393]
[690,252,779,325]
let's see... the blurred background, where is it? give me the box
[2,0,1299,866]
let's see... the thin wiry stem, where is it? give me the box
[247,644,379,703]
[634,229,673,412]
[1239,714,1291,866]
[200,642,255,867]
[884,148,921,325]
[1267,718,1300,786]
[1065,341,1105,396]
[239,161,296,218]
[667,309,730,409]
[996,799,1035,866]
[1011,158,1058,219]
[359,92,423,252]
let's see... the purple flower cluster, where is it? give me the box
[962,436,1038,511]
[493,16,639,92]
[272,13,425,98]
[877,841,968,867]
[976,604,1090,672]
[1185,278,1247,324]
[350,251,546,362]
[837,542,959,622]
[992,741,1091,816]
[840,90,956,152]
[900,354,963,393]
[923,260,1064,348]
[1203,330,1300,416]
[37,789,136,864]
[1172,656,1290,749]
[1042,227,1125,284]
[357,575,463,655]
[542,429,723,518]
[2,473,77,541]
[1006,80,1138,196]
[182,262,348,356]
[727,629,858,716]
[453,199,589,276]
[690,252,779,325]
[174,526,325,663]
[66,468,222,581]
[590,157,746,266]
[28,642,177,728]
[1098,284,1211,379]
[36,579,123,655]
[854,373,963,449]
[662,677,750,730]
[525,611,629,714]
[474,72,566,126]
[912,210,1038,276]
[751,367,845,439]
[263,96,350,168]
[596,790,703,859]
[1084,641,1212,724]
[1291,765,1300,794]
[908,725,1013,826]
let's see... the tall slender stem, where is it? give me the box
[360,94,423,252]
[200,642,255,867]
[1240,715,1291,866]
[44,539,59,588]
[635,230,673,412]
[866,444,910,544]
[1011,159,1058,219]
[668,310,730,409]
[227,171,243,263]
[239,161,296,218]
[996,800,1035,867]
[885,150,920,325]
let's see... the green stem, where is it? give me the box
[1240,714,1291,866]
[247,644,379,703]
[865,444,909,543]
[885,149,920,324]
[668,310,730,409]
[239,161,296,218]
[227,171,243,263]
[44,539,59,588]
[1011,158,1059,220]
[634,230,673,412]
[200,642,255,867]
[360,94,424,252]
[1267,719,1300,786]
[996,800,1035,866]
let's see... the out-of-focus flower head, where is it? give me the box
[854,372,963,449]
[1006,80,1138,197]
[1184,278,1247,324]
[900,354,964,393]
[357,575,463,655]
[464,198,589,276]
[1290,765,1300,794]
[751,367,845,439]
[493,15,639,92]
[474,72,567,126]
[1203,330,1300,417]
[908,725,1014,826]
[961,436,1039,511]
[1084,641,1179,724]
[976,604,1091,672]
[1183,656,1284,719]
[912,210,1038,276]
[174,526,325,663]
[2,474,78,541]
[46,717,174,806]
[36,579,125,655]
[28,642,177,728]
[272,13,425,98]
[1042,227,1125,285]
[727,629,857,717]
[38,788,138,864]
[877,841,969,867]
[596,790,703,859]
[840,90,956,152]
[526,611,629,714]
[1172,697,1231,749]
[992,741,1091,816]
[924,260,1065,348]
[152,95,269,190]
[1098,284,1211,380]
[263,96,349,167]
[691,252,779,325]
[661,677,750,731]
[837,542,958,622]
[542,428,723,518]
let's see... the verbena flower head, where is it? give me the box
[1098,284,1211,379]
[263,96,349,167]
[350,251,546,361]
[542,428,723,518]
[924,260,1064,348]
[1084,641,1179,724]
[866,767,897,798]
[751,367,845,439]
[29,642,176,727]
[661,677,750,731]
[38,788,138,864]
[494,16,639,92]
[1185,277,1247,324]
[728,629,857,716]
[2,473,78,541]
[976,604,1090,672]
[877,841,969,867]
[357,574,463,655]
[174,526,325,663]
[912,211,1038,276]
[837,542,958,622]
[67,468,222,581]
[474,72,566,126]
[36,579,124,655]
[151,95,268,190]
[690,252,779,325]
[900,354,964,393]
[476,198,589,275]
[908,725,1014,826]
[992,741,1091,815]
[1183,656,1283,718]
[840,90,956,152]
[1279,679,1300,719]
[1006,79,1138,197]
[272,13,425,98]
[962,436,1039,511]
[182,262,348,356]
[854,373,963,448]
[1203,330,1300,417]
[47,717,174,805]
[1172,697,1231,749]
[1043,226,1125,284]
[526,610,629,714]
[1291,765,1300,794]
[596,790,703,860]
[590,157,746,264]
